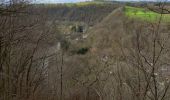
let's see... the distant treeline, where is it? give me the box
[31,4,119,26]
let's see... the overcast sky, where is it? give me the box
[34,0,168,3]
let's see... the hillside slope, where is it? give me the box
[40,4,119,26]
[86,7,126,57]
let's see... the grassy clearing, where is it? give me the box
[125,6,170,23]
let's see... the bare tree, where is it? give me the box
[0,0,53,100]
[115,2,170,100]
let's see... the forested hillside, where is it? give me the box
[38,3,119,26]
[1,0,170,100]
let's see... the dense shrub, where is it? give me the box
[76,47,89,55]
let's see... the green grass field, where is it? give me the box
[125,6,170,23]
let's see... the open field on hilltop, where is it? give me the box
[125,6,170,22]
